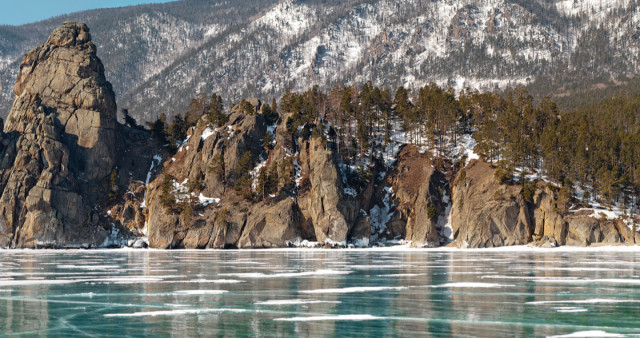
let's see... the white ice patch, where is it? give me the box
[250,155,269,191]
[533,279,640,285]
[351,264,414,269]
[255,299,341,306]
[323,238,347,247]
[352,237,369,248]
[198,193,220,206]
[104,308,245,318]
[429,282,513,288]
[85,277,167,284]
[293,158,302,188]
[219,269,351,278]
[140,154,163,208]
[162,279,243,284]
[548,330,625,338]
[553,307,588,313]
[527,298,640,305]
[285,239,320,248]
[177,135,191,153]
[437,190,454,242]
[572,206,623,221]
[455,133,480,166]
[172,290,227,295]
[171,179,191,203]
[343,187,357,197]
[274,314,384,322]
[370,186,394,243]
[0,279,80,287]
[56,265,121,270]
[201,127,217,141]
[300,286,407,294]
[266,123,277,146]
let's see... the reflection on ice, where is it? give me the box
[1,249,639,336]
[528,298,640,305]
[427,282,514,288]
[300,286,408,294]
[219,269,351,278]
[255,299,341,305]
[104,308,246,317]
[274,314,384,321]
[548,330,625,338]
[552,307,588,313]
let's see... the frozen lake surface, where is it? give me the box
[1,248,640,336]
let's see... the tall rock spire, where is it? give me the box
[0,22,118,248]
[5,22,116,181]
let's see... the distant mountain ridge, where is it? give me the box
[1,0,639,122]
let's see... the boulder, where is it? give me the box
[565,215,622,246]
[615,219,640,244]
[237,199,313,248]
[132,238,148,249]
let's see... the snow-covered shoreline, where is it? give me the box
[3,245,640,253]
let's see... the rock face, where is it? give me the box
[451,160,533,248]
[0,22,119,248]
[5,22,116,181]
[532,186,567,244]
[379,146,445,247]
[144,110,361,249]
[143,109,638,250]
[297,137,358,245]
[450,160,628,248]
[145,109,272,249]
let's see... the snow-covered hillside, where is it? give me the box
[1,0,638,121]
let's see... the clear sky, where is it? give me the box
[0,0,177,26]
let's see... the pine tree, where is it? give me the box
[233,151,256,200]
[207,93,227,126]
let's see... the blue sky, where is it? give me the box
[0,0,176,26]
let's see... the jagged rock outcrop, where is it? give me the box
[565,213,622,246]
[450,160,533,248]
[451,160,630,248]
[0,22,123,248]
[532,185,567,244]
[297,137,359,245]
[143,112,637,250]
[5,22,116,181]
[237,198,313,248]
[144,107,367,248]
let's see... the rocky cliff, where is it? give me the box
[139,103,638,250]
[143,107,365,249]
[0,22,130,248]
[450,160,637,248]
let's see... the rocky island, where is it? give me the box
[0,22,637,250]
